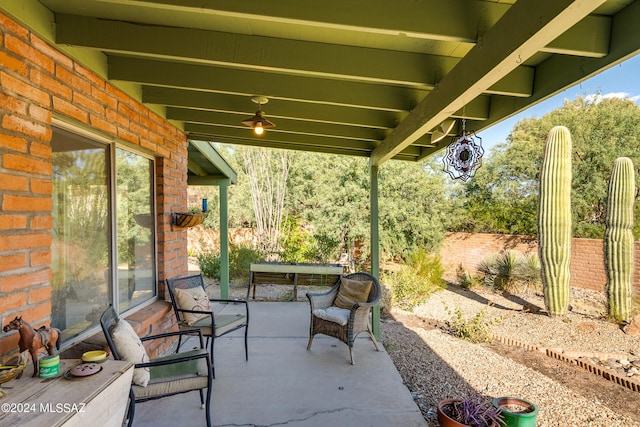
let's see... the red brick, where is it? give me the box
[3,194,52,211]
[2,153,52,175]
[74,62,103,87]
[56,66,91,95]
[28,103,52,125]
[0,268,51,292]
[0,214,27,230]
[1,290,27,311]
[30,213,53,229]
[30,178,52,195]
[52,96,88,123]
[106,108,130,128]
[0,71,50,106]
[0,14,29,39]
[89,114,117,135]
[0,233,52,252]
[31,35,73,69]
[30,68,73,100]
[29,140,52,159]
[0,253,27,272]
[0,173,28,191]
[105,84,130,103]
[22,301,53,325]
[0,51,27,76]
[28,285,51,304]
[74,92,105,115]
[0,92,27,115]
[117,127,139,144]
[29,248,51,266]
[2,114,51,141]
[0,335,20,356]
[5,34,54,73]
[91,87,117,110]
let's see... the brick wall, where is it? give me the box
[440,232,640,296]
[0,12,189,358]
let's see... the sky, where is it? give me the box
[479,54,640,154]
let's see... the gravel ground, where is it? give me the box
[201,269,640,427]
[383,285,640,427]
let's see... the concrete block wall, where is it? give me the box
[0,12,189,358]
[441,232,640,296]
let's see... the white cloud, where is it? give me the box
[584,92,640,104]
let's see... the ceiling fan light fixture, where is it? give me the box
[242,96,276,135]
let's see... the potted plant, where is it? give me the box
[492,397,538,427]
[437,395,504,427]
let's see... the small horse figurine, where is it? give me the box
[3,317,60,377]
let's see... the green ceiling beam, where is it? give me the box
[108,56,427,112]
[55,0,508,42]
[189,134,420,162]
[55,14,457,89]
[185,124,380,153]
[143,88,400,129]
[189,140,237,183]
[57,13,536,97]
[370,0,608,166]
[169,108,386,142]
[474,0,640,133]
[542,15,610,58]
[186,157,209,177]
[187,176,232,186]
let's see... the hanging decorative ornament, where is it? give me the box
[442,119,484,181]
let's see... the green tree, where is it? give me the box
[449,95,640,238]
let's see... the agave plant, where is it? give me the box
[438,394,504,427]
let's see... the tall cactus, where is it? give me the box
[537,126,572,316]
[604,157,635,323]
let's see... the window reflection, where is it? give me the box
[51,130,110,341]
[116,148,156,312]
[51,129,157,342]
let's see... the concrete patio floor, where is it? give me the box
[131,301,427,427]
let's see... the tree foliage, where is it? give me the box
[449,96,640,238]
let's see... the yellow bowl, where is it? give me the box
[81,350,108,363]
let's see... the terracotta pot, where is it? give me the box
[492,397,538,427]
[437,399,499,427]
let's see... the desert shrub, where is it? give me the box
[378,281,394,314]
[197,251,221,278]
[456,263,480,289]
[197,244,265,280]
[229,244,265,280]
[476,250,542,295]
[446,306,500,343]
[382,248,445,311]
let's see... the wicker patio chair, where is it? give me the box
[100,305,212,427]
[306,272,381,364]
[166,273,249,378]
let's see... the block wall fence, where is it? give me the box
[440,232,640,296]
[0,13,190,358]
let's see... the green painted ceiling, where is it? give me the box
[2,0,639,165]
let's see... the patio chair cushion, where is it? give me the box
[333,277,372,309]
[110,319,150,386]
[174,286,212,325]
[132,350,210,399]
[188,313,248,336]
[312,306,351,326]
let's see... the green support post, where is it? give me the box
[219,181,230,300]
[370,164,380,340]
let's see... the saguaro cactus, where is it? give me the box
[604,157,635,323]
[537,126,572,316]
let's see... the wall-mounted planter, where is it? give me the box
[172,212,204,228]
